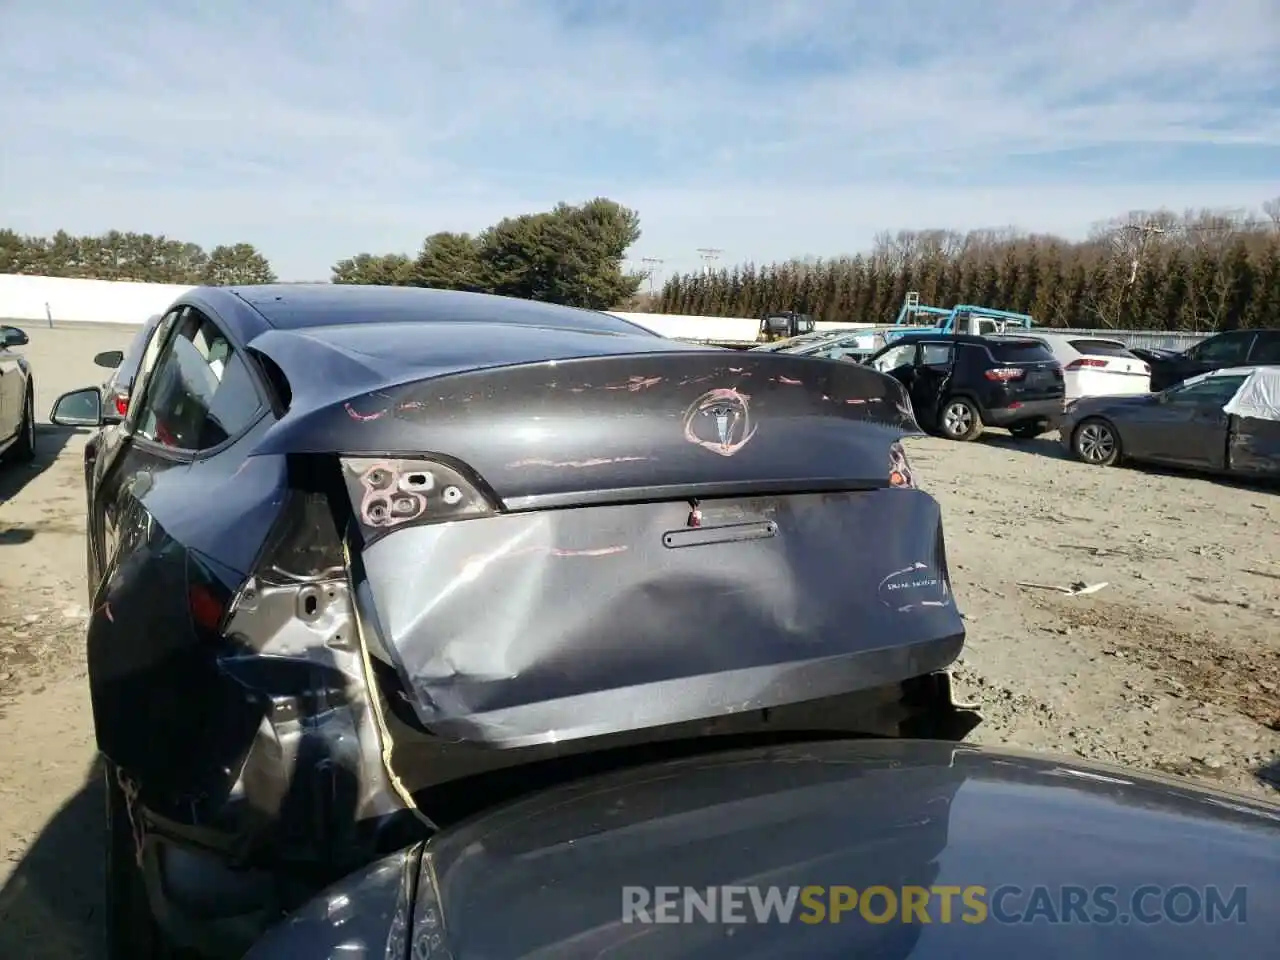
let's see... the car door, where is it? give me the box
[866,342,922,406]
[87,309,180,590]
[86,305,271,804]
[912,341,955,427]
[1144,375,1248,468]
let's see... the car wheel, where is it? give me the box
[1072,418,1121,466]
[104,766,191,959]
[6,384,35,463]
[938,398,983,441]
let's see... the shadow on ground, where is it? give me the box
[1258,755,1280,793]
[976,432,1068,459]
[986,429,1279,493]
[0,756,104,960]
[0,425,79,508]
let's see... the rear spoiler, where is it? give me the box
[248,337,920,511]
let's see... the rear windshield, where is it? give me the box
[1068,339,1136,359]
[989,339,1055,362]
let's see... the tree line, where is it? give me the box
[330,197,643,311]
[0,229,277,285]
[6,196,1278,331]
[656,200,1280,332]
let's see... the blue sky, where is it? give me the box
[2,0,1278,281]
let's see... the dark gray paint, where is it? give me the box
[247,739,1280,959]
[359,490,960,744]
[1060,390,1280,476]
[248,340,917,508]
[63,285,974,957]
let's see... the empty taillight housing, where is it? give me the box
[341,457,496,545]
[983,367,1026,382]
[1065,358,1107,370]
[889,441,916,488]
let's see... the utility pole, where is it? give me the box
[1115,221,1166,328]
[640,257,664,296]
[696,248,722,276]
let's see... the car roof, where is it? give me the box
[1031,332,1126,344]
[176,284,661,344]
[1200,365,1264,378]
[885,332,1042,346]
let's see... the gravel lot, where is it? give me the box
[0,324,1276,958]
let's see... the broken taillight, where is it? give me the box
[889,441,916,488]
[114,393,129,417]
[340,457,496,545]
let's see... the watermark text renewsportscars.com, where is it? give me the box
[621,885,1249,925]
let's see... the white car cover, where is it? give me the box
[1220,366,1280,422]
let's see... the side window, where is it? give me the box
[1166,376,1247,405]
[134,310,263,452]
[1249,332,1280,363]
[871,344,916,373]
[919,343,954,366]
[1192,333,1253,363]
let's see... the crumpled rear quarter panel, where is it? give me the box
[1229,415,1280,476]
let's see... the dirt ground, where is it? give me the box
[0,324,1276,959]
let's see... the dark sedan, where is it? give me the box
[1144,328,1280,391]
[247,739,1280,959]
[1059,366,1280,477]
[48,284,976,958]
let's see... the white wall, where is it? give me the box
[0,276,864,343]
[0,274,193,325]
[607,311,762,341]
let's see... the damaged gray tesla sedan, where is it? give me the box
[49,284,977,959]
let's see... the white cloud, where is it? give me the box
[1,0,1277,279]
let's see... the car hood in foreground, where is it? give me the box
[248,739,1280,959]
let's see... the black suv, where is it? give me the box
[864,333,1064,441]
[1143,328,1280,392]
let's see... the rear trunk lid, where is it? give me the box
[249,330,963,749]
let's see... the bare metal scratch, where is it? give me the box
[509,456,651,469]
[344,402,387,421]
[460,544,628,570]
[603,376,664,392]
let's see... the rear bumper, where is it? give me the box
[357,488,965,748]
[984,398,1064,427]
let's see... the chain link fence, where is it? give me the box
[1046,328,1210,352]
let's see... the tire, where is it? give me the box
[1072,418,1121,466]
[6,383,35,463]
[104,766,190,959]
[1009,422,1045,440]
[937,397,983,442]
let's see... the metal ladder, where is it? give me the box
[904,291,920,320]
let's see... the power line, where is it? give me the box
[696,248,723,275]
[640,257,665,296]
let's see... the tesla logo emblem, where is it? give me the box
[683,388,757,457]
